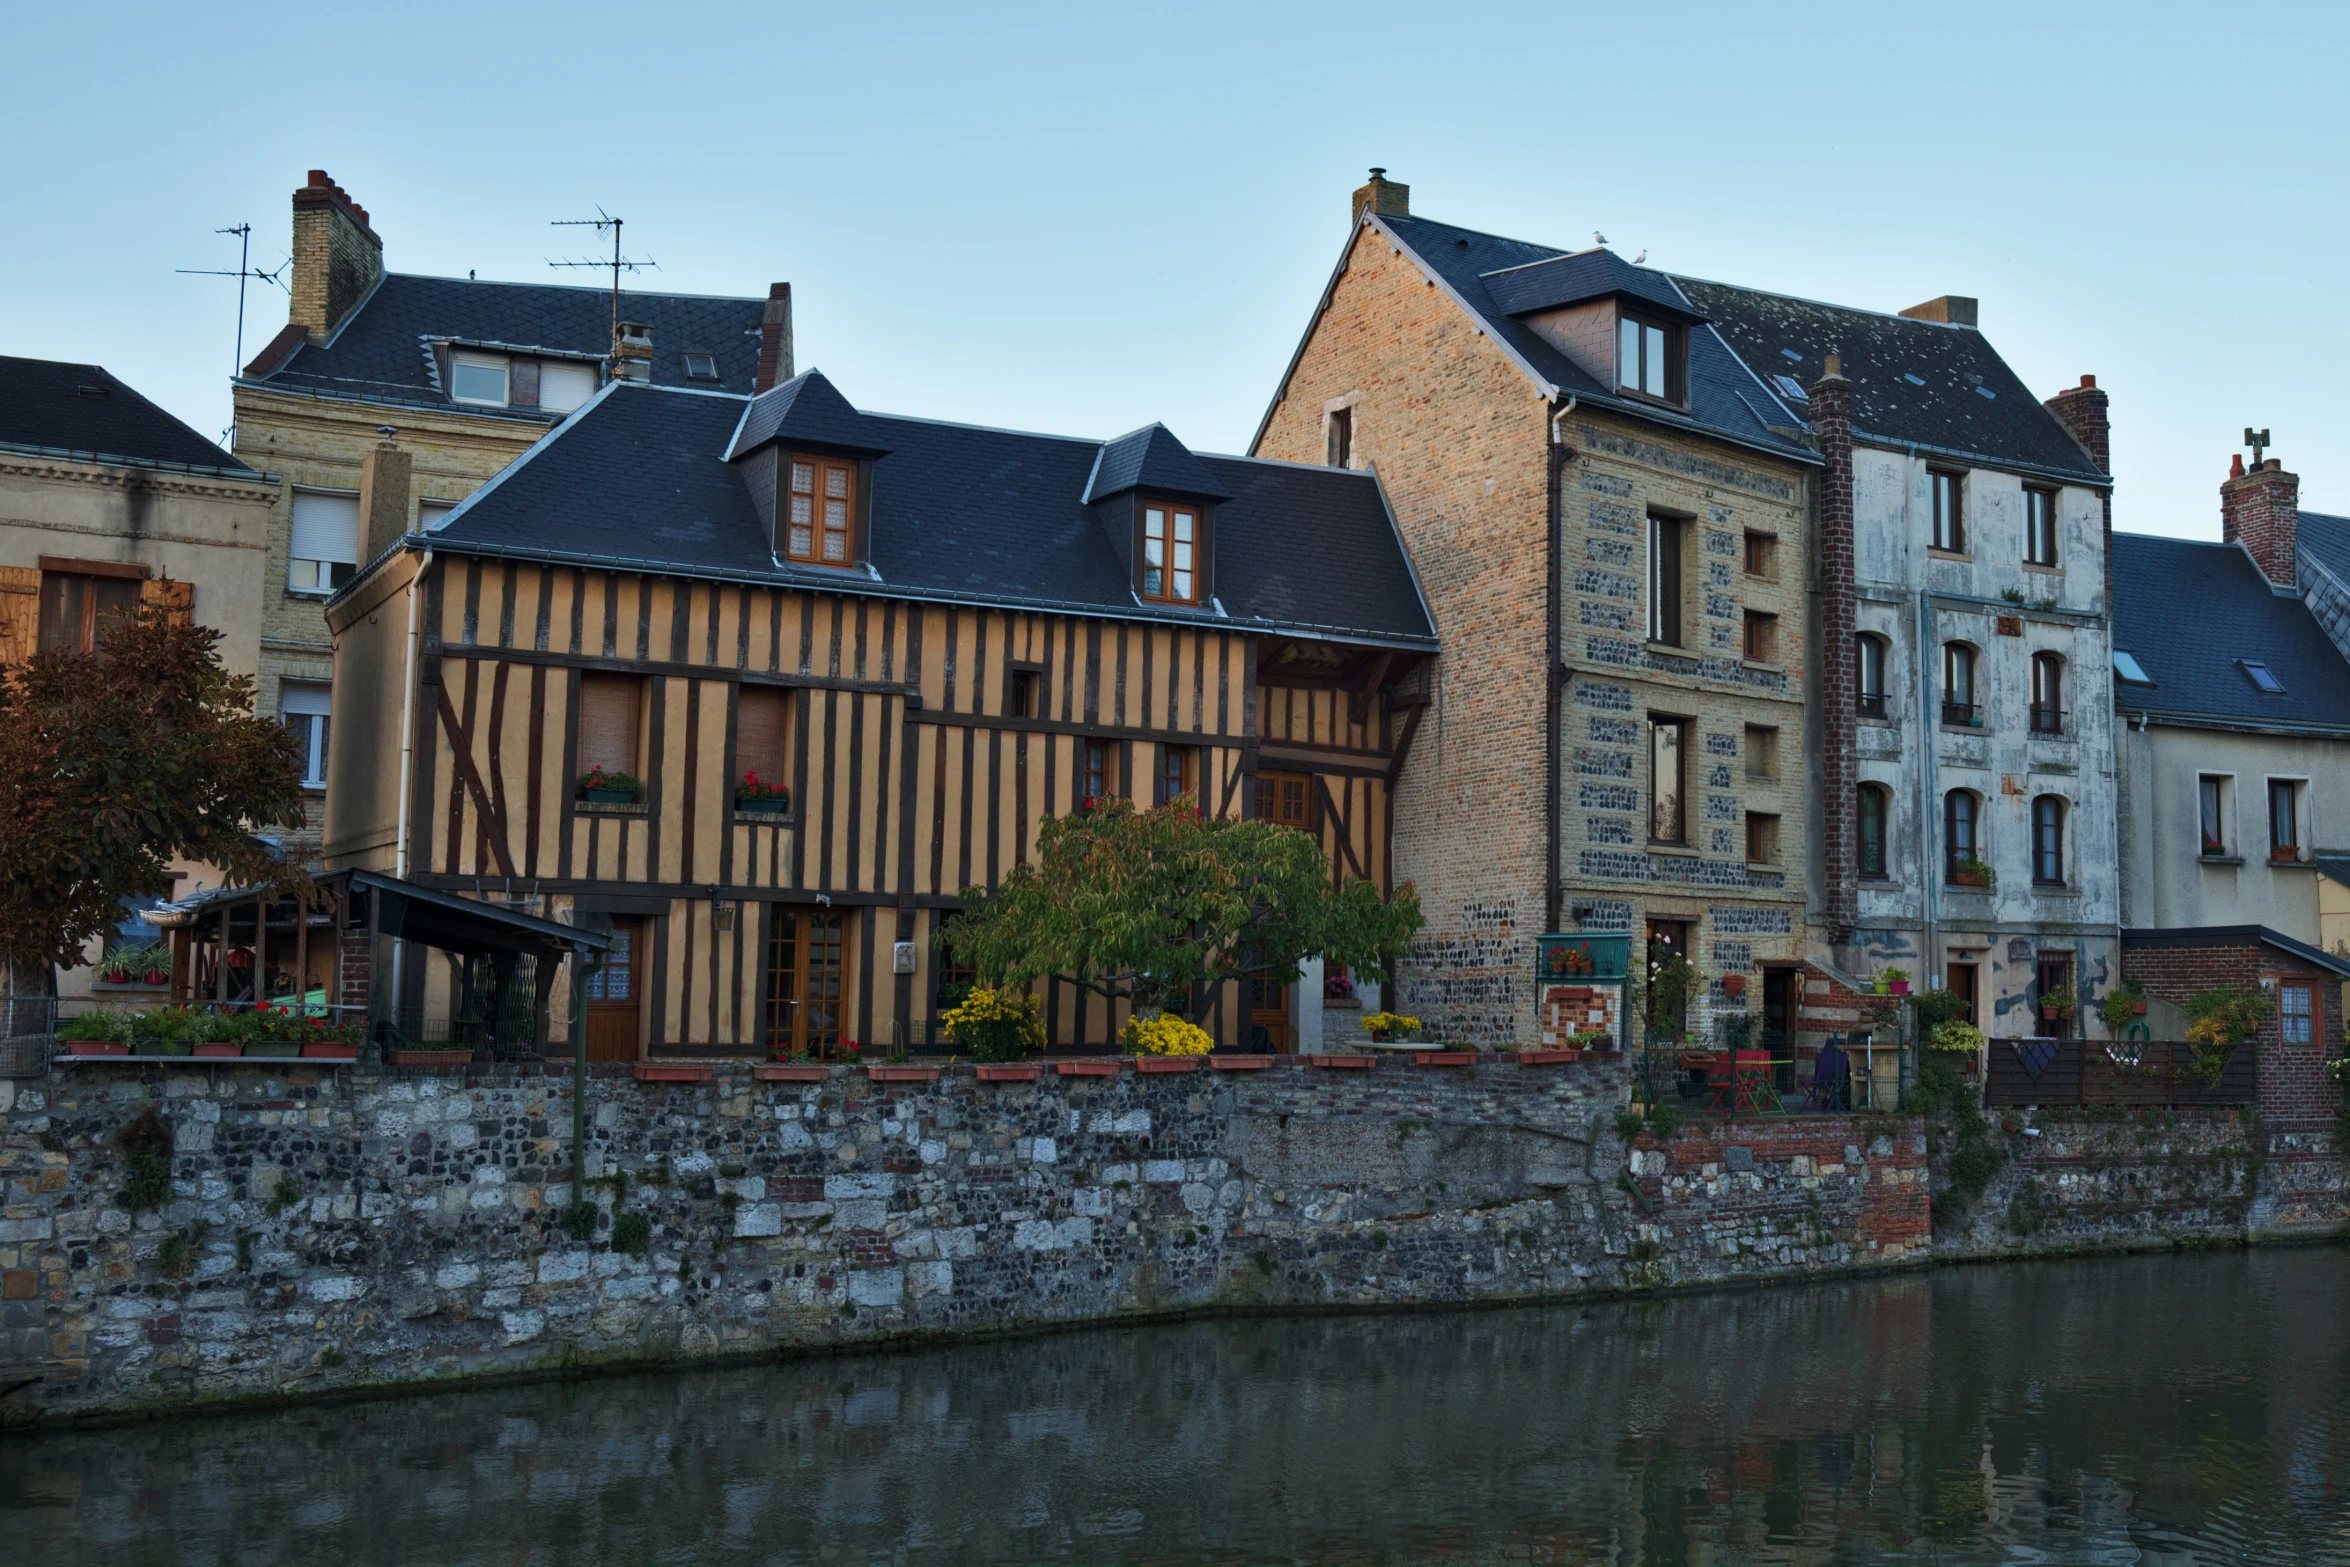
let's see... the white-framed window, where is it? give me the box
[451,351,510,406]
[539,360,599,413]
[281,681,331,789]
[419,499,457,532]
[288,488,359,594]
[2281,981,2315,1045]
[2199,774,2233,857]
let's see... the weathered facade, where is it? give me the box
[322,372,1433,1056]
[229,170,777,858]
[1251,174,1816,1052]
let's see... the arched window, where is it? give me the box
[1942,643,1979,727]
[1858,784,1890,879]
[2030,652,2066,734]
[2032,795,2066,885]
[1856,634,1888,718]
[1945,789,1985,884]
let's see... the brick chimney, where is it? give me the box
[754,283,794,393]
[2224,452,2300,590]
[1811,353,1858,941]
[357,427,412,563]
[1351,167,1409,224]
[2044,374,2110,475]
[611,321,654,383]
[288,170,384,345]
[1899,295,1978,327]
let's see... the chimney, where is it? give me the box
[611,321,654,383]
[1810,353,1858,942]
[1898,295,1978,327]
[2044,374,2110,475]
[288,170,384,345]
[1351,167,1409,224]
[357,427,412,562]
[754,283,794,393]
[2223,451,2301,590]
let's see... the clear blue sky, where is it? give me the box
[9,1,2342,539]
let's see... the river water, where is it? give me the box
[8,1247,2350,1565]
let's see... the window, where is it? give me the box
[1945,961,1979,1023]
[2281,982,2315,1046]
[539,360,599,413]
[1945,790,1983,883]
[2241,660,2286,695]
[288,488,360,594]
[2024,486,2059,566]
[1942,642,1978,726]
[1649,716,1687,844]
[1858,785,1889,878]
[1745,812,1780,865]
[1856,634,1888,719]
[2270,779,2302,861]
[2113,649,2153,686]
[1141,500,1200,604]
[2035,954,2075,1040]
[1082,740,1118,807]
[2030,652,2066,734]
[1743,609,1779,663]
[763,908,848,1059]
[419,499,458,532]
[281,681,331,790]
[2031,795,2066,885]
[451,351,509,406]
[736,686,791,803]
[1930,469,1965,553]
[1744,724,1779,781]
[1326,406,1352,468]
[1256,770,1311,827]
[1743,531,1777,579]
[37,570,138,654]
[1616,313,1682,401]
[1008,668,1040,720]
[1157,745,1196,807]
[577,673,644,783]
[1646,513,1684,646]
[786,454,856,565]
[682,351,719,382]
[2199,775,2230,857]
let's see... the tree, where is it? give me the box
[0,606,308,1005]
[938,799,1423,1021]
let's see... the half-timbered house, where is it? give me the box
[321,370,1435,1060]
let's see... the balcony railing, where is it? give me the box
[1940,700,1981,728]
[1857,692,1887,719]
[2028,704,2068,735]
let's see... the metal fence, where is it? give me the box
[1,993,57,1077]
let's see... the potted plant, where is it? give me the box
[1931,1019,1987,1074]
[1951,856,1996,890]
[142,948,171,987]
[1360,1011,1422,1044]
[1880,966,1911,997]
[1123,1010,1214,1067]
[128,1008,195,1057]
[60,1012,131,1055]
[2183,982,2269,1088]
[2039,986,2077,1026]
[97,943,143,986]
[1721,972,1747,1001]
[735,770,791,816]
[2100,981,2148,1031]
[238,1006,301,1058]
[941,985,1046,1062]
[577,766,643,805]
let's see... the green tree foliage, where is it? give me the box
[938,799,1423,1020]
[0,607,307,984]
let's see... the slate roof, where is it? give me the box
[2111,532,2350,730]
[2294,509,2350,588]
[1084,423,1234,502]
[727,368,888,460]
[1481,247,1703,322]
[0,356,251,473]
[1330,215,1812,466]
[247,273,765,415]
[420,377,1435,649]
[1673,278,2110,485]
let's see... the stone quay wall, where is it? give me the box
[4,1055,1937,1426]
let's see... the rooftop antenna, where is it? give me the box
[548,209,657,347]
[178,223,289,443]
[2245,427,2273,467]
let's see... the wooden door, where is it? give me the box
[584,918,640,1060]
[1248,975,1291,1053]
[763,908,850,1058]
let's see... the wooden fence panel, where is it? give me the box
[1989,1039,2255,1109]
[1985,1038,2082,1107]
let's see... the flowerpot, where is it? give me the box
[102,970,130,986]
[634,1063,713,1082]
[1366,1032,1387,1044]
[300,1043,358,1060]
[754,1063,830,1082]
[1055,1061,1121,1077]
[193,1043,243,1059]
[1308,1054,1373,1070]
[865,1064,942,1083]
[1721,973,1747,1001]
[144,1041,189,1057]
[246,1042,300,1059]
[1134,1056,1201,1074]
[1872,979,1889,995]
[144,970,169,987]
[2133,1000,2149,1016]
[1517,1049,1582,1065]
[583,787,639,805]
[1411,1050,1475,1066]
[68,1040,129,1056]
[973,1063,1041,1082]
[1209,1055,1275,1071]
[391,1048,471,1067]
[1890,979,1911,997]
[735,796,789,815]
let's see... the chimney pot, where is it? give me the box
[307,169,331,187]
[2079,374,2097,389]
[1820,352,1843,380]
[2231,453,2246,479]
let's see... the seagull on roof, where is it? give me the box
[1632,250,1647,265]
[1592,231,1609,246]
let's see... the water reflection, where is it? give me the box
[9,1248,2350,1565]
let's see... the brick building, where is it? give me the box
[2120,926,2348,1130]
[229,171,781,859]
[1251,173,1817,1052]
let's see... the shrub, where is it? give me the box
[611,1213,652,1256]
[2185,984,2269,1046]
[1122,1010,1214,1057]
[561,1203,599,1242]
[2100,982,2146,1030]
[60,1010,129,1042]
[116,1107,175,1211]
[939,986,1046,1062]
[1646,1104,1684,1139]
[1359,1011,1423,1041]
[1614,1109,1647,1142]
[1931,1021,1987,1055]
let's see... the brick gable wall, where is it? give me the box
[2122,936,2343,1129]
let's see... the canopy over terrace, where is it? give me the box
[149,869,610,1056]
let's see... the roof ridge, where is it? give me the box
[1670,271,1962,329]
[385,271,766,305]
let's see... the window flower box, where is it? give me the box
[1209,1055,1275,1071]
[1309,1054,1373,1070]
[67,1040,130,1056]
[391,1048,472,1067]
[633,1062,712,1083]
[754,1063,829,1082]
[1517,1049,1583,1065]
[246,1041,300,1059]
[301,1042,359,1060]
[1411,1050,1475,1066]
[193,1043,244,1059]
[1134,1056,1201,1074]
[577,766,643,805]
[974,1063,1042,1082]
[1055,1061,1121,1077]
[735,773,791,815]
[866,1063,942,1083]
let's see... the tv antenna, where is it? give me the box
[549,209,657,346]
[177,223,289,379]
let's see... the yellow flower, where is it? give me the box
[1122,1011,1214,1056]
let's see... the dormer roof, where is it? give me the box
[725,367,891,461]
[1481,248,1707,324]
[1082,422,1234,503]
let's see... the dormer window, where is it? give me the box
[1616,312,1684,403]
[683,351,719,382]
[1141,499,1200,604]
[787,453,855,565]
[452,351,509,406]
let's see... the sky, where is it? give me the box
[6,1,2343,540]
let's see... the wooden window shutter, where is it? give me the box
[577,674,642,777]
[737,687,790,787]
[139,577,194,626]
[0,565,38,668]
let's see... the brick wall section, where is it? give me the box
[1810,363,1858,939]
[2121,935,2342,1128]
[1627,1115,1931,1264]
[2043,373,2113,624]
[288,170,383,345]
[2222,457,2301,590]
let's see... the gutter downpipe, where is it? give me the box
[391,547,431,1019]
[1908,447,1935,1110]
[1547,396,1576,938]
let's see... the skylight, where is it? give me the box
[1779,348,1802,362]
[682,351,719,382]
[1974,385,1997,400]
[1904,373,1926,386]
[2113,650,2153,685]
[1772,374,1807,401]
[2241,659,2286,694]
